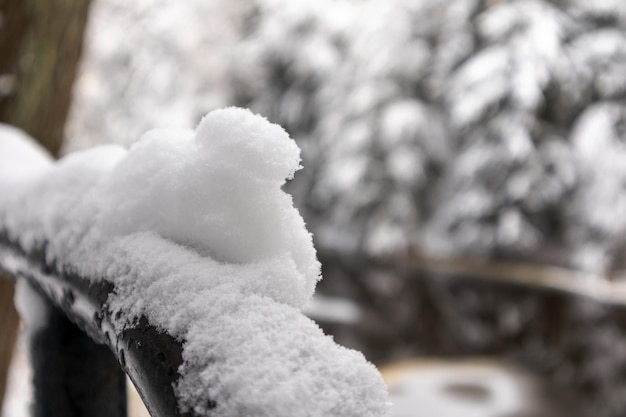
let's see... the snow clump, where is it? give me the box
[97,107,320,305]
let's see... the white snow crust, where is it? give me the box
[0,109,390,417]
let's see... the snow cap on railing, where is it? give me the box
[0,109,390,417]
[0,108,389,417]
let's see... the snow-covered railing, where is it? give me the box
[0,109,390,417]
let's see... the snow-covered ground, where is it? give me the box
[382,359,563,417]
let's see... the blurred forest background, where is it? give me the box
[2,0,626,416]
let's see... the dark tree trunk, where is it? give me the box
[0,0,91,156]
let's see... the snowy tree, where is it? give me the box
[65,0,252,151]
[220,7,626,414]
[229,0,626,277]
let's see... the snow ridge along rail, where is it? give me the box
[0,113,390,417]
[0,230,186,417]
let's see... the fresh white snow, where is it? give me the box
[0,124,53,185]
[0,109,390,417]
